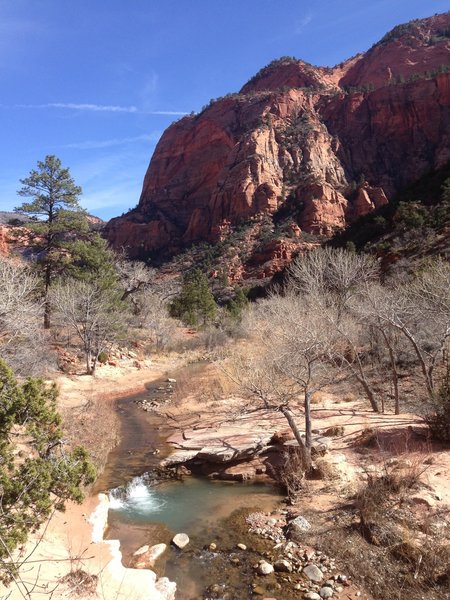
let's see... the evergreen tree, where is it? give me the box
[435,177,450,226]
[0,360,96,580]
[169,269,217,326]
[68,233,118,290]
[15,155,88,328]
[226,287,249,321]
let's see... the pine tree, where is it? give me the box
[0,360,96,581]
[227,287,249,321]
[15,155,88,328]
[169,269,217,326]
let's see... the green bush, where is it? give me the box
[394,201,428,229]
[169,269,217,327]
[97,351,109,364]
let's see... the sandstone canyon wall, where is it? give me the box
[107,12,450,259]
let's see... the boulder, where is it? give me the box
[303,564,324,583]
[257,560,275,575]
[172,533,189,549]
[287,515,311,540]
[274,559,293,573]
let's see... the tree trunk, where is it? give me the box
[354,372,379,413]
[280,405,311,471]
[395,325,433,399]
[304,391,312,450]
[86,349,93,375]
[44,264,51,329]
[380,328,400,414]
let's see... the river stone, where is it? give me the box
[167,378,176,383]
[130,543,167,569]
[319,586,334,598]
[274,559,293,573]
[304,593,321,600]
[237,543,247,550]
[303,564,324,582]
[172,533,190,549]
[257,560,274,575]
[287,515,311,540]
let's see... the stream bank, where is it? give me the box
[97,362,372,600]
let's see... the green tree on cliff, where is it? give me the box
[15,155,88,328]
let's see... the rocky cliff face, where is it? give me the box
[107,12,450,260]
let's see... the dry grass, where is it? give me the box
[61,396,119,472]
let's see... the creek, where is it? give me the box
[95,365,283,599]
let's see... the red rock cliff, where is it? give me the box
[107,12,450,259]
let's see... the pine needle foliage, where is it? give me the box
[0,360,96,581]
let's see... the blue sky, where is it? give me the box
[1,0,448,220]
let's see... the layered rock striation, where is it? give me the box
[107,12,450,259]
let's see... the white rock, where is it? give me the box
[172,533,189,549]
[133,544,150,556]
[319,586,334,598]
[257,560,274,575]
[130,543,167,569]
[303,564,324,583]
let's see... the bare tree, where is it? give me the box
[51,280,129,374]
[288,247,381,412]
[0,257,50,374]
[361,261,450,401]
[115,254,157,303]
[288,246,378,320]
[227,292,342,469]
[137,287,178,351]
[406,259,450,395]
[354,283,411,414]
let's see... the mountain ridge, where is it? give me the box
[106,11,450,273]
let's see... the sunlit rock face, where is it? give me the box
[106,12,450,259]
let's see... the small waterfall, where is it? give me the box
[109,474,167,513]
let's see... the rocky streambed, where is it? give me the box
[99,364,366,599]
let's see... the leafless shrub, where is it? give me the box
[314,456,340,480]
[0,256,53,374]
[51,280,130,374]
[323,425,345,437]
[60,569,98,596]
[278,447,307,500]
[197,326,230,351]
[356,460,426,541]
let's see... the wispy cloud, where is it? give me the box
[64,133,161,150]
[14,102,188,115]
[294,12,313,34]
